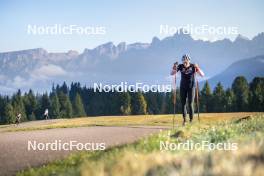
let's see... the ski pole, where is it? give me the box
[195,73,200,122]
[173,74,176,129]
[172,62,178,129]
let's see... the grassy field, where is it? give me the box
[1,112,258,132]
[16,112,264,176]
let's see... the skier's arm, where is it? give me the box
[194,64,205,77]
[170,69,177,75]
[170,62,178,75]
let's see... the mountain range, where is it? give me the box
[207,55,264,87]
[0,32,264,93]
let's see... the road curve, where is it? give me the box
[0,126,167,176]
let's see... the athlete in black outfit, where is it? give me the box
[171,54,204,125]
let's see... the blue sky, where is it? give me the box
[0,0,263,52]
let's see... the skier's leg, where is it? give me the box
[180,87,188,124]
[188,87,195,122]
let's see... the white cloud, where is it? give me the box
[12,76,30,87]
[4,65,67,90]
[31,64,67,80]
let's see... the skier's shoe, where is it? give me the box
[182,119,186,126]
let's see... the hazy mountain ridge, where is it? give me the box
[206,55,264,87]
[0,32,264,93]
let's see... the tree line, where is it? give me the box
[0,76,263,124]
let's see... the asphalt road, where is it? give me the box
[0,125,167,176]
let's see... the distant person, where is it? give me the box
[171,54,204,125]
[15,113,21,125]
[44,109,49,120]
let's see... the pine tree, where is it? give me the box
[131,92,147,115]
[58,91,72,118]
[119,92,131,115]
[249,77,264,111]
[3,103,15,124]
[232,76,249,111]
[224,88,235,112]
[50,93,60,118]
[212,82,225,112]
[200,81,212,112]
[23,89,37,120]
[61,82,69,94]
[0,95,6,123]
[89,92,105,116]
[145,92,160,114]
[40,93,51,119]
[72,93,86,117]
[12,90,26,122]
[69,82,82,101]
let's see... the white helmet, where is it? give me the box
[182,54,191,61]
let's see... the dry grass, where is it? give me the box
[2,112,258,132]
[98,140,264,176]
